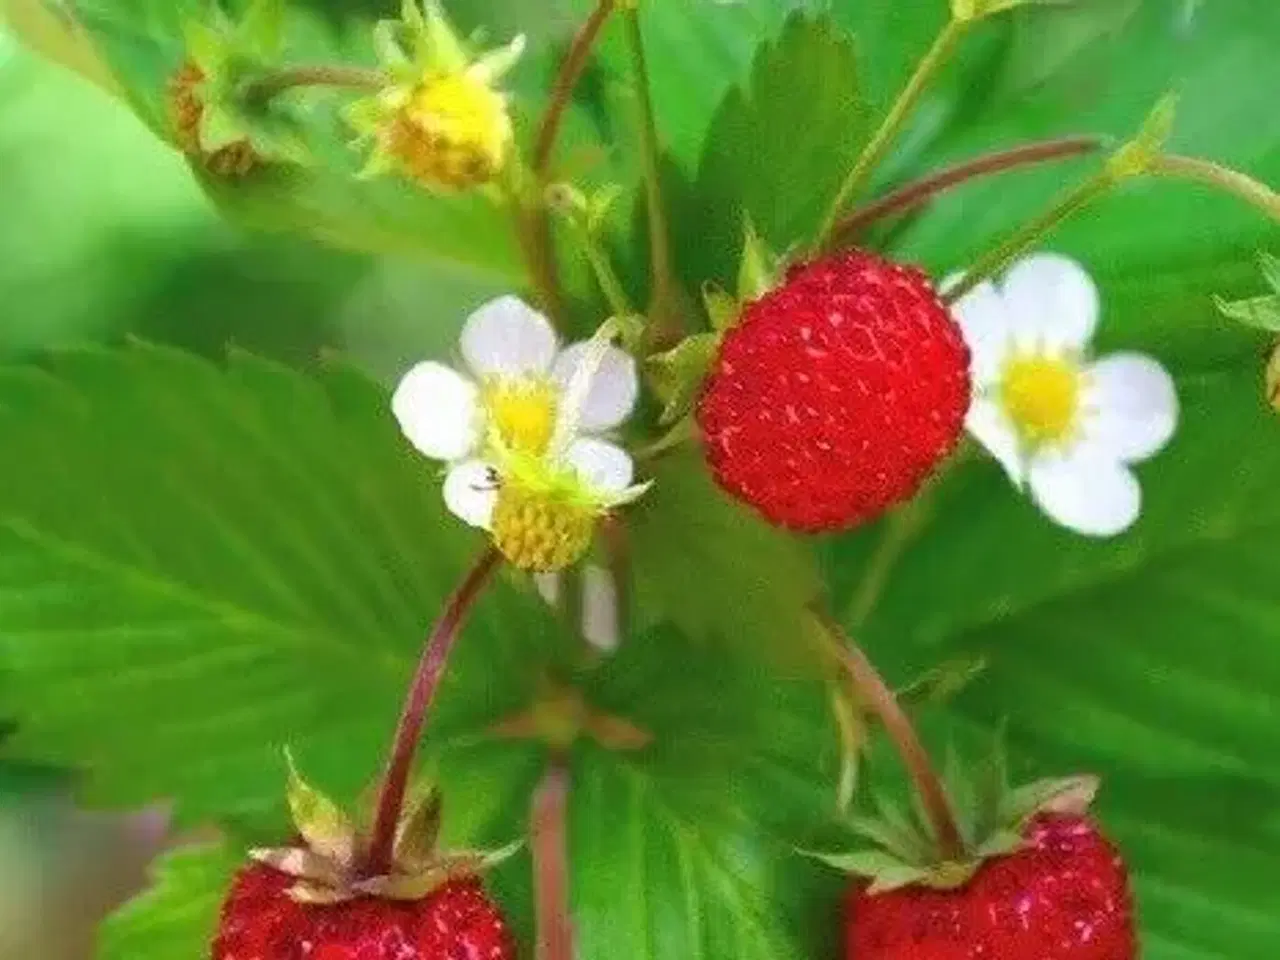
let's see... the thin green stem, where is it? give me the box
[813,609,966,862]
[242,64,383,103]
[833,136,1103,242]
[534,0,618,176]
[1152,154,1280,222]
[814,18,968,251]
[508,172,568,325]
[622,5,680,342]
[584,235,635,318]
[364,547,502,877]
[945,173,1115,302]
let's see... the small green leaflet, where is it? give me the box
[1215,252,1280,332]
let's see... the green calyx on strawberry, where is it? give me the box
[249,750,521,904]
[806,740,1100,894]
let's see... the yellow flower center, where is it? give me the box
[483,378,559,456]
[490,485,597,573]
[391,70,512,190]
[999,351,1084,447]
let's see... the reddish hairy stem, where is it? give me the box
[534,0,617,176]
[812,607,966,862]
[533,761,575,960]
[364,547,502,876]
[833,136,1103,242]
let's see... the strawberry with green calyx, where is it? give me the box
[213,754,520,959]
[808,611,1136,960]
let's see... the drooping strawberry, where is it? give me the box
[212,754,519,960]
[809,620,1136,960]
[696,249,971,532]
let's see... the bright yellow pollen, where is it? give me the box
[483,378,558,456]
[390,70,512,190]
[999,351,1083,447]
[490,486,596,573]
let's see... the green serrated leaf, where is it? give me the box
[237,0,283,58]
[671,12,870,289]
[1260,252,1280,292]
[97,843,240,960]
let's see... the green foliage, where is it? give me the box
[671,13,869,289]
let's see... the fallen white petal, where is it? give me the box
[443,460,499,529]
[553,341,639,432]
[566,437,635,494]
[392,362,481,462]
[460,296,559,378]
[582,563,621,652]
[966,396,1025,486]
[1028,447,1141,537]
[946,276,1013,387]
[999,252,1099,352]
[1083,352,1178,463]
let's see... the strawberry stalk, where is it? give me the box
[365,546,503,877]
[812,607,966,862]
[832,136,1102,242]
[533,761,576,960]
[533,0,618,176]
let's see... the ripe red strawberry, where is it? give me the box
[211,756,518,960]
[846,812,1135,960]
[697,250,970,531]
[213,863,514,960]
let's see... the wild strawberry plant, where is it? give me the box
[0,0,1278,958]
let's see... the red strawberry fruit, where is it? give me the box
[812,763,1135,960]
[697,249,970,531]
[847,811,1135,960]
[212,756,518,960]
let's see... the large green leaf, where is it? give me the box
[0,345,573,830]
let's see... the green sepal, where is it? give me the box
[702,283,741,333]
[1215,252,1280,332]
[648,332,722,424]
[1108,92,1178,180]
[393,783,444,871]
[285,748,358,865]
[738,218,780,303]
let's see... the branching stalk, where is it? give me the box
[534,0,618,176]
[1151,154,1280,222]
[813,608,966,862]
[814,17,969,251]
[834,136,1103,242]
[364,547,502,876]
[242,64,383,103]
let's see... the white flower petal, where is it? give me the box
[1027,448,1141,538]
[460,296,559,377]
[966,397,1025,485]
[946,276,1013,387]
[443,460,499,530]
[392,362,481,461]
[533,572,560,607]
[581,563,621,652]
[566,438,634,494]
[999,252,1099,352]
[1082,353,1178,464]
[553,341,639,432]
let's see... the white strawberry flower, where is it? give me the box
[392,296,640,531]
[950,253,1178,537]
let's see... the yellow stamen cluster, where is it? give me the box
[483,378,559,457]
[490,485,596,573]
[167,63,258,178]
[999,351,1084,448]
[380,69,513,190]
